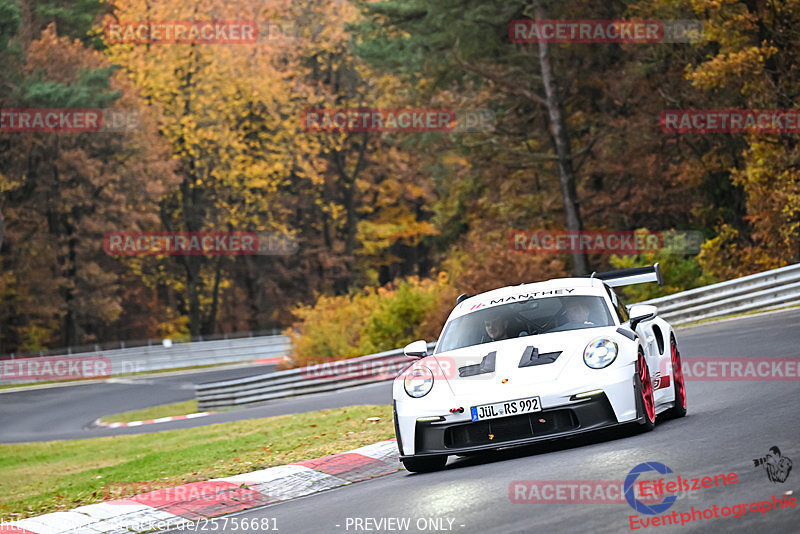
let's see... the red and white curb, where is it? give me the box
[1,440,402,534]
[92,412,215,428]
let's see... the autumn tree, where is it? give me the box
[352,0,616,275]
[0,17,177,351]
[684,0,800,275]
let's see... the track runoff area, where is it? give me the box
[2,308,798,533]
[147,307,800,534]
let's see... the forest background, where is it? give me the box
[1,0,797,365]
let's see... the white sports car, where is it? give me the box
[393,264,687,473]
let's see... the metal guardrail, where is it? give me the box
[196,343,435,411]
[196,263,800,410]
[0,329,283,360]
[639,263,800,325]
[0,335,291,385]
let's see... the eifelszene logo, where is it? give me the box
[624,462,678,515]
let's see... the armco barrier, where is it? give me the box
[196,263,800,410]
[0,335,290,385]
[195,343,435,411]
[639,263,800,325]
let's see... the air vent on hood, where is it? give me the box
[458,351,496,377]
[518,346,562,368]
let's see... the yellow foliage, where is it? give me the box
[284,275,457,367]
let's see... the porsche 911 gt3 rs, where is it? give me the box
[393,264,687,473]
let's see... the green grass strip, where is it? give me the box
[0,404,394,521]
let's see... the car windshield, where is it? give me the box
[435,295,615,353]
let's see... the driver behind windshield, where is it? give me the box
[561,300,595,328]
[484,313,510,341]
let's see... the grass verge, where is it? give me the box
[0,404,393,521]
[99,400,202,424]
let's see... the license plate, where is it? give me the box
[470,396,541,421]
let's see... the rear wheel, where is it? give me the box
[401,455,447,473]
[665,336,687,418]
[636,348,656,431]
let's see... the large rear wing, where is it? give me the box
[591,263,663,288]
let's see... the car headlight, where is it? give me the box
[404,366,434,398]
[583,338,618,369]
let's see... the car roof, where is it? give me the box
[449,277,608,320]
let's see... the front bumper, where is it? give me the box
[400,393,619,459]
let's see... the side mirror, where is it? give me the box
[403,340,428,359]
[628,304,657,330]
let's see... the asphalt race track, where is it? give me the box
[0,360,394,443]
[0,363,276,442]
[153,307,799,534]
[3,309,800,533]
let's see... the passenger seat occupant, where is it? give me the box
[562,301,596,329]
[484,313,509,341]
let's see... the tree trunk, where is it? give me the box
[335,132,369,292]
[534,0,590,276]
[174,58,206,338]
[178,177,203,338]
[203,256,223,335]
[62,215,78,347]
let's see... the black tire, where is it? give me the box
[665,335,687,419]
[636,347,656,432]
[402,455,448,473]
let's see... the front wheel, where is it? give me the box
[402,455,447,473]
[636,348,656,432]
